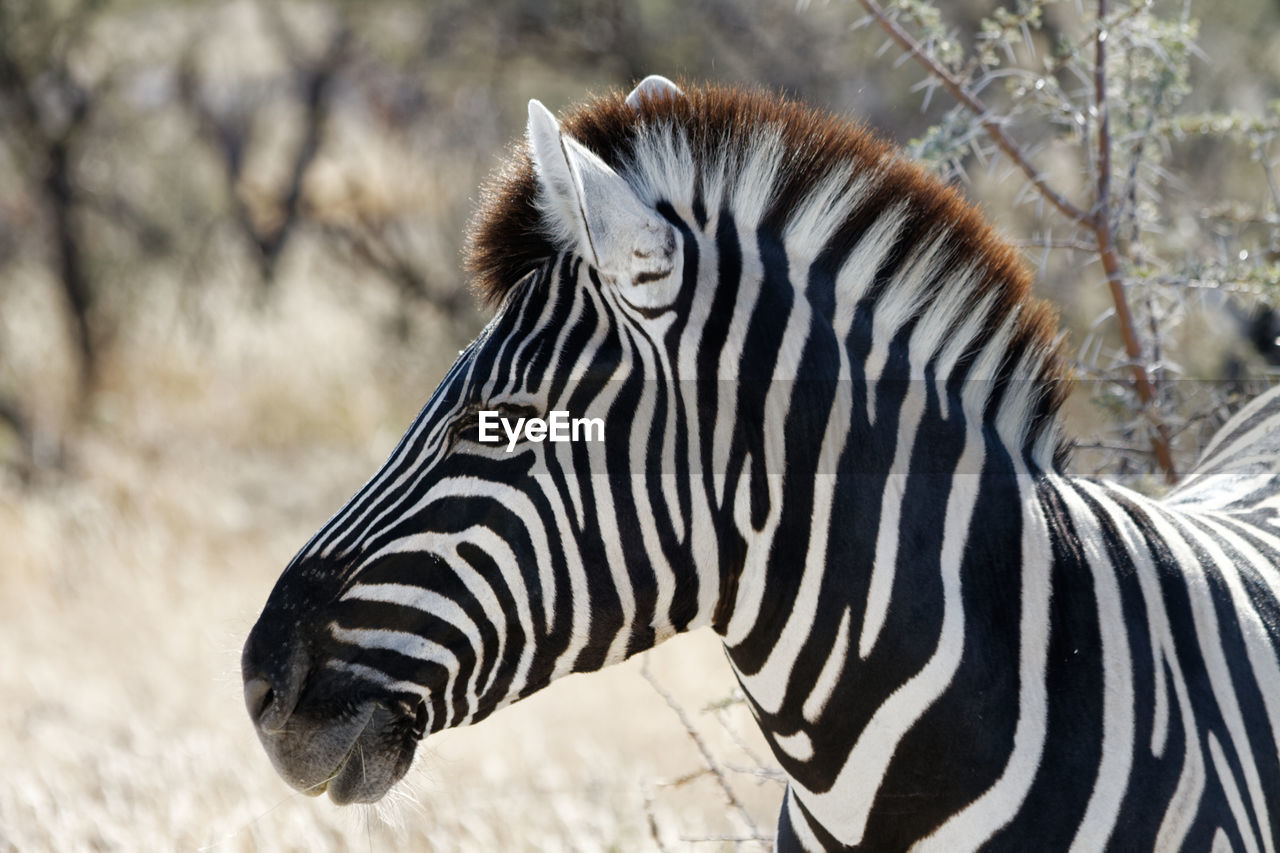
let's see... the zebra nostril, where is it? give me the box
[411,698,428,739]
[244,676,276,725]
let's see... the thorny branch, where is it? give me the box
[856,0,1180,482]
[1090,0,1177,481]
[856,0,1090,223]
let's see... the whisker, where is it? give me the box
[198,779,329,852]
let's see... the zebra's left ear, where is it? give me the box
[625,75,684,109]
[526,99,676,284]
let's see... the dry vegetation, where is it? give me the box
[3,0,1280,849]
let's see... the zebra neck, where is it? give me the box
[712,352,1050,845]
[700,202,1064,640]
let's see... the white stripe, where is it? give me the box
[1187,384,1280,465]
[373,524,538,698]
[773,730,815,763]
[803,606,852,724]
[1164,513,1277,852]
[785,785,823,852]
[831,203,908,332]
[733,363,848,712]
[1054,484,1134,853]
[1075,481,1174,758]
[1209,732,1260,853]
[726,127,785,230]
[674,227,724,628]
[356,535,510,701]
[858,398,922,658]
[329,625,462,724]
[722,238,810,647]
[710,215,764,507]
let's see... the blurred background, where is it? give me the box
[1,0,1278,849]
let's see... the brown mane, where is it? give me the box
[464,81,1070,461]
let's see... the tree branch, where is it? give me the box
[0,28,98,401]
[639,656,764,845]
[859,0,1180,483]
[179,18,349,284]
[0,393,34,477]
[1091,0,1177,482]
[854,0,1092,224]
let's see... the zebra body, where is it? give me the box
[242,77,1280,850]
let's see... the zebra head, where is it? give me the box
[240,77,709,804]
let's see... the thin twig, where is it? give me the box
[640,656,764,844]
[713,707,776,777]
[643,788,674,853]
[724,764,788,784]
[680,833,778,846]
[657,768,713,789]
[1012,238,1097,252]
[1073,441,1159,455]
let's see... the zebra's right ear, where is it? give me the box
[526,99,676,285]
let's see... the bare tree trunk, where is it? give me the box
[0,18,98,408]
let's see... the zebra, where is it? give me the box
[241,76,1280,851]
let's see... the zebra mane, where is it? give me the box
[466,82,1072,467]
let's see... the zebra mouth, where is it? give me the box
[316,698,427,804]
[254,695,427,805]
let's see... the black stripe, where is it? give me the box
[331,597,475,725]
[454,542,524,716]
[988,478,1104,847]
[704,211,749,632]
[1167,514,1272,847]
[658,204,700,631]
[519,257,577,392]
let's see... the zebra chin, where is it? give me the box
[250,692,427,804]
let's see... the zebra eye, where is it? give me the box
[449,402,542,446]
[490,402,540,422]
[449,408,484,445]
[454,409,480,431]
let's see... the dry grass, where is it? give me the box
[0,272,782,852]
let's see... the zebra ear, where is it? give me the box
[526,99,676,284]
[625,75,684,110]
